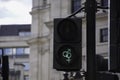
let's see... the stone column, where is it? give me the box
[28,36,49,80]
[29,0,51,79]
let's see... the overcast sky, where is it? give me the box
[0,0,32,25]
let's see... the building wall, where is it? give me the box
[0,24,31,80]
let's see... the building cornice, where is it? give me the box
[44,12,108,28]
[30,4,51,15]
[45,21,53,30]
[27,35,50,45]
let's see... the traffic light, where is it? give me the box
[53,18,82,71]
[2,56,9,80]
[109,0,120,72]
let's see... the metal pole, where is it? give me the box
[1,49,9,80]
[86,0,96,80]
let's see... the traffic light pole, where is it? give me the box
[1,49,9,80]
[86,0,96,80]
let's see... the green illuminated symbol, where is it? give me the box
[62,48,72,63]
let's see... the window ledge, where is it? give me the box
[97,42,108,46]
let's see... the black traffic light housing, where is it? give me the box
[53,18,82,71]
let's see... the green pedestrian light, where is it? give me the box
[53,18,82,71]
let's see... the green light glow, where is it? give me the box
[62,48,72,63]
